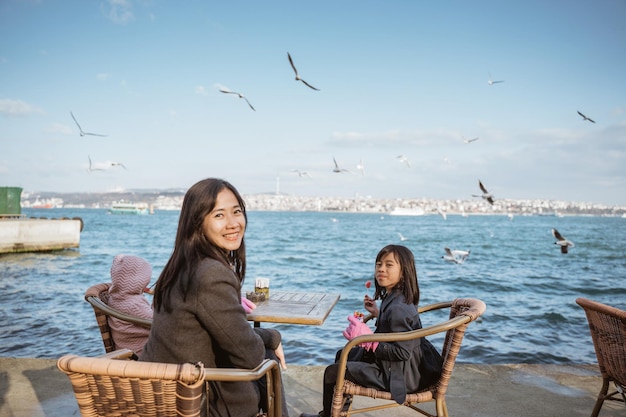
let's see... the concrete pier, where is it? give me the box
[0,217,82,254]
[0,357,623,417]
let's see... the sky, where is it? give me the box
[1,0,625,206]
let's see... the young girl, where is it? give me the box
[107,254,153,355]
[300,244,442,417]
[140,178,288,417]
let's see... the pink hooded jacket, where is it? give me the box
[108,254,153,354]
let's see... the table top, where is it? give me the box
[246,291,341,325]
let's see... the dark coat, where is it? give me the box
[140,258,281,417]
[345,290,442,404]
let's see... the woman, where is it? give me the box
[301,244,442,417]
[141,178,287,417]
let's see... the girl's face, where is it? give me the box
[375,252,402,291]
[202,189,246,251]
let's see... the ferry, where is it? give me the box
[108,201,149,215]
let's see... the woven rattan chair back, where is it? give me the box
[576,297,626,417]
[58,349,283,417]
[85,282,152,353]
[331,298,486,417]
[58,349,206,417]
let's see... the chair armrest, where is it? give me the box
[203,359,280,382]
[362,300,453,323]
[85,295,153,329]
[99,348,136,360]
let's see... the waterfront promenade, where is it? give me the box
[1,356,622,417]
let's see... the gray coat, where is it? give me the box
[140,258,281,417]
[345,290,442,404]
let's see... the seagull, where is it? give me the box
[397,155,411,168]
[436,207,447,220]
[110,162,127,170]
[219,89,255,111]
[87,156,104,172]
[71,112,107,137]
[472,180,494,205]
[552,228,575,254]
[488,72,504,85]
[287,52,320,91]
[291,169,311,177]
[577,111,595,123]
[397,232,408,241]
[356,159,365,176]
[463,135,479,144]
[332,157,351,173]
[442,247,470,264]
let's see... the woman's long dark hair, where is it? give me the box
[153,178,247,313]
[372,244,420,305]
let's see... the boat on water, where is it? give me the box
[109,201,150,215]
[389,207,426,216]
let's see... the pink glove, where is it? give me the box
[241,297,257,313]
[342,315,379,352]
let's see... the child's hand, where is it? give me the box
[241,296,257,313]
[363,295,379,317]
[342,315,378,352]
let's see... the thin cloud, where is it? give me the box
[102,0,134,25]
[0,99,44,117]
[44,123,73,135]
[195,85,208,96]
[97,73,110,81]
[330,128,458,147]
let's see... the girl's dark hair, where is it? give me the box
[372,244,420,305]
[153,178,247,313]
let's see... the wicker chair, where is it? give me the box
[576,297,626,417]
[58,348,283,417]
[331,298,486,417]
[85,282,153,353]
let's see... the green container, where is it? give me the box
[0,187,23,215]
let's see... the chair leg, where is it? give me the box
[590,378,609,417]
[435,398,448,417]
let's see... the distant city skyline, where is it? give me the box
[1,1,625,205]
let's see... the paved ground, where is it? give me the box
[1,357,624,417]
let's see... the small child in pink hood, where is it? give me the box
[108,254,153,355]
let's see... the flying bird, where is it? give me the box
[488,72,504,85]
[463,135,479,144]
[87,156,104,172]
[397,155,411,168]
[397,232,409,242]
[71,112,107,137]
[577,111,595,123]
[356,159,365,176]
[473,180,494,205]
[436,207,447,220]
[287,52,320,91]
[291,169,311,177]
[552,228,575,254]
[332,157,351,173]
[110,162,127,170]
[219,89,255,111]
[442,247,471,264]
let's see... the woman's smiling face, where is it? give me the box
[202,188,246,251]
[375,252,402,291]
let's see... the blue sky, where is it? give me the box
[1,0,625,205]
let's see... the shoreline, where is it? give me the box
[0,356,618,417]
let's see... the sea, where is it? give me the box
[1,208,625,366]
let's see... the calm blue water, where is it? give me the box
[1,208,625,366]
